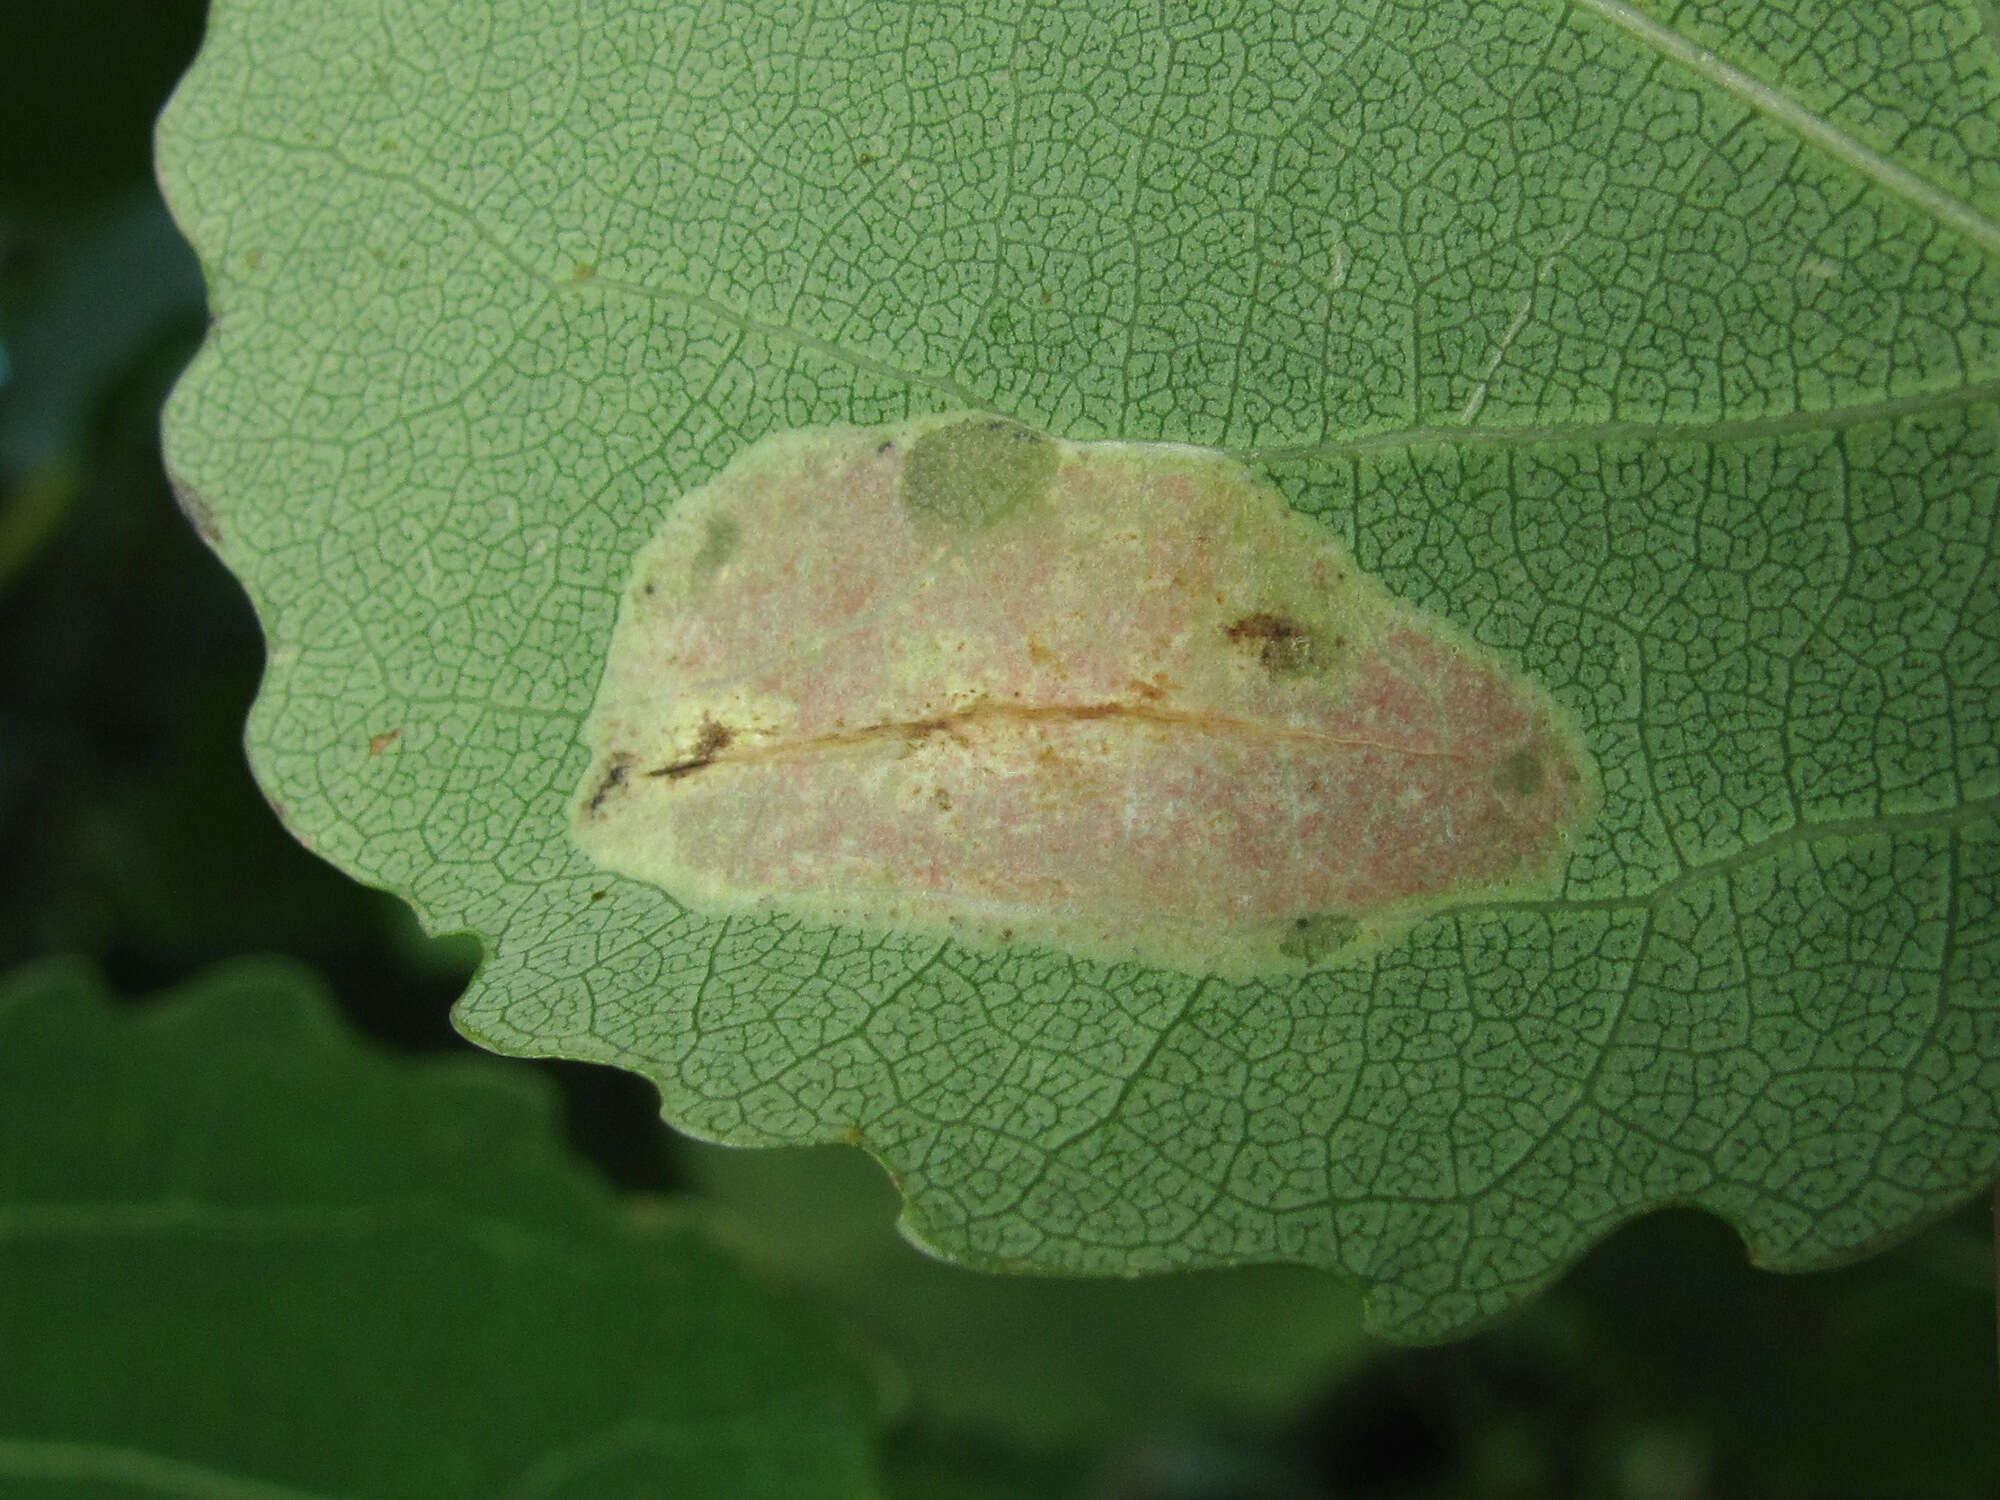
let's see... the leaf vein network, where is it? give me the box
[1566,0,2000,257]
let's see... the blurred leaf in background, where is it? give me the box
[0,958,884,1498]
[691,1126,1998,1499]
[680,1134,1370,1453]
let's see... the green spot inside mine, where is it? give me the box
[902,416,1057,530]
[1278,913,1361,963]
[1493,748,1544,798]
[692,516,740,579]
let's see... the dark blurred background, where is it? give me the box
[1,4,1993,1496]
[0,0,681,1192]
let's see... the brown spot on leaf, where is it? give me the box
[647,719,733,780]
[368,729,401,756]
[1223,612,1314,676]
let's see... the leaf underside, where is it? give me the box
[157,0,2000,1341]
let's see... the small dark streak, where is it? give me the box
[589,889,609,902]
[643,582,657,596]
[877,439,896,455]
[586,753,634,812]
[647,757,712,781]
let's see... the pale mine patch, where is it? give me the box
[574,414,1597,980]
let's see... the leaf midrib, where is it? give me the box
[643,696,1494,783]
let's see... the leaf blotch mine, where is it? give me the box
[573,413,1599,980]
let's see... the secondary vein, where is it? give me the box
[1569,0,2000,259]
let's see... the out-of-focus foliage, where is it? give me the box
[0,958,883,1499]
[679,1135,1371,1454]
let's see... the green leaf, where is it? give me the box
[0,959,882,1499]
[155,0,2000,1340]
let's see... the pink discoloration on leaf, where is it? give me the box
[576,415,1596,978]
